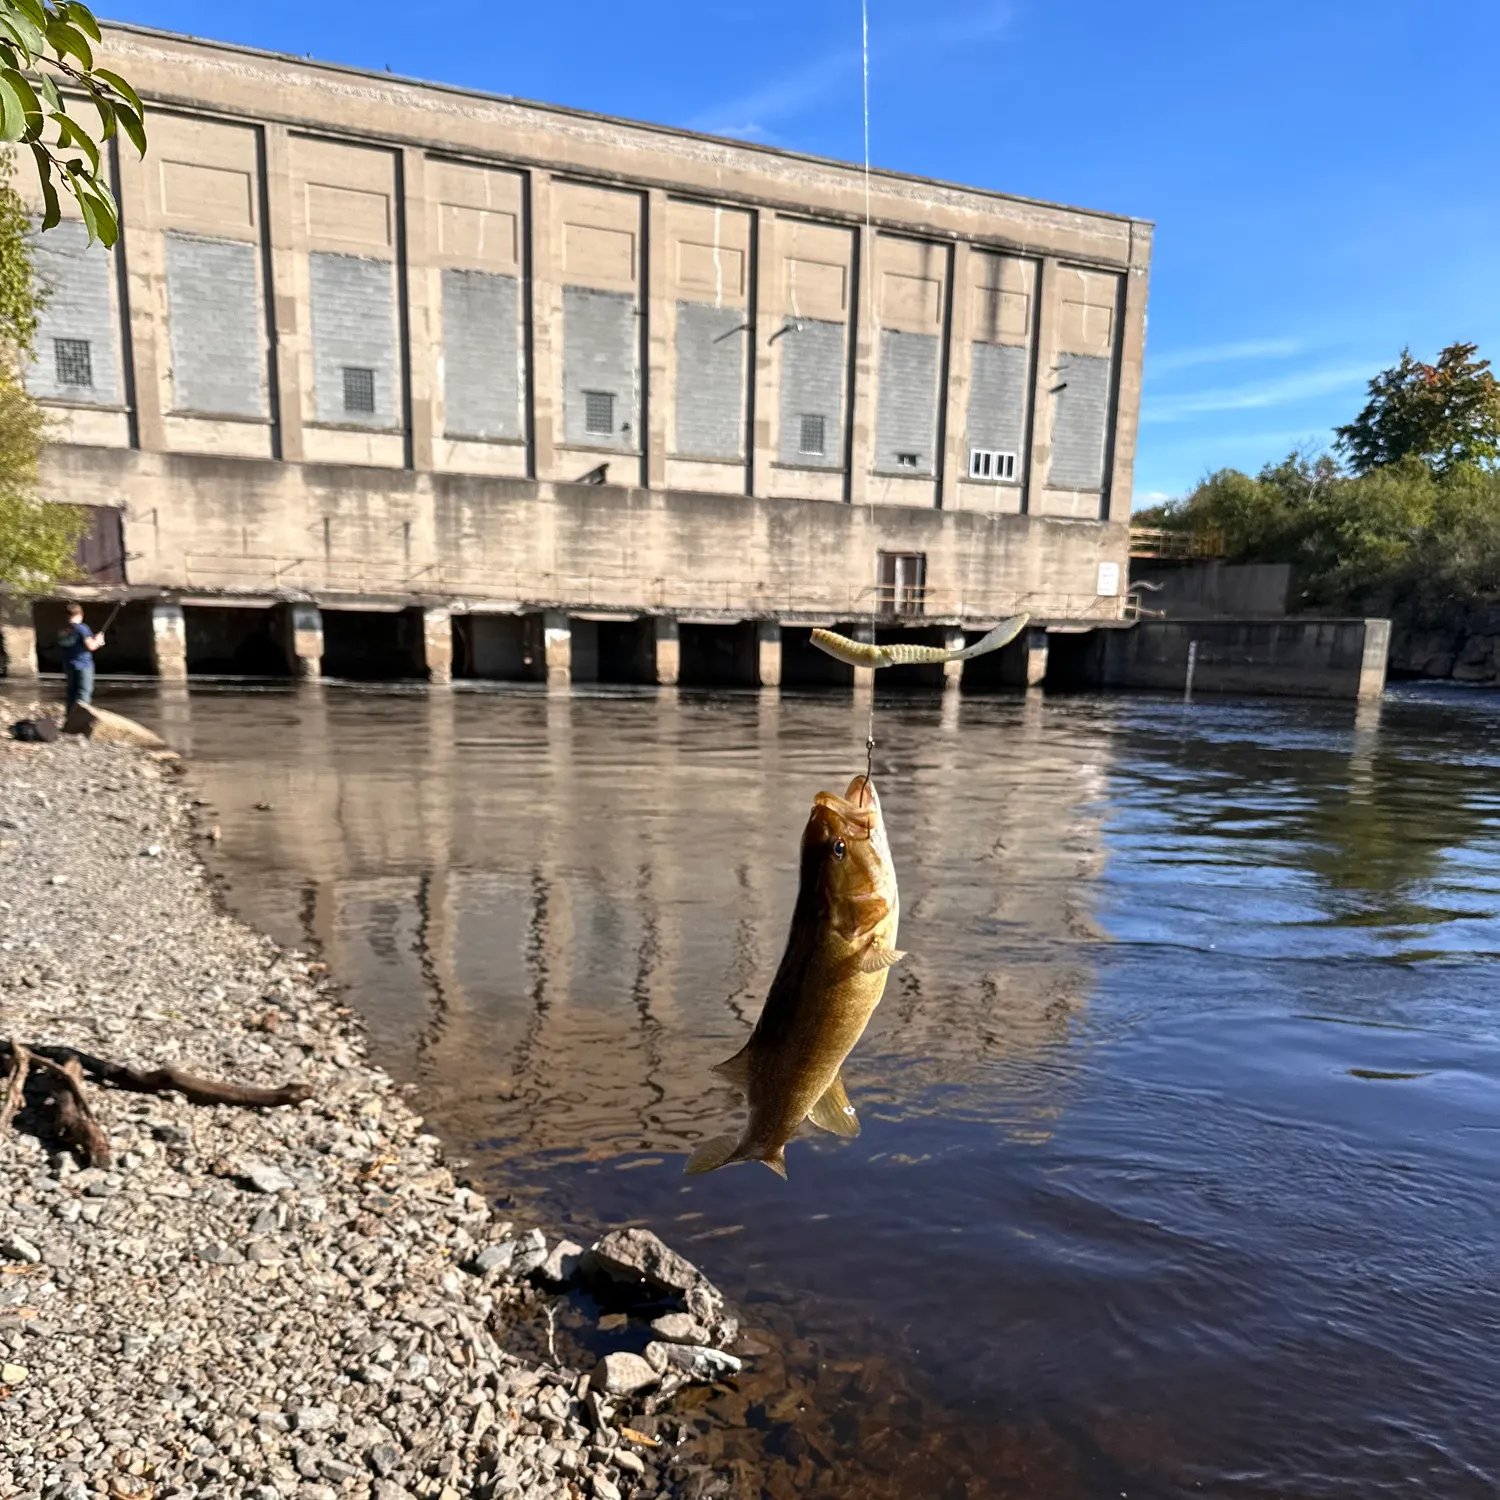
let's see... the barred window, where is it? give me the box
[342,366,376,414]
[799,413,826,456]
[54,338,93,389]
[584,389,614,436]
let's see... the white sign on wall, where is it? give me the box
[1096,560,1121,597]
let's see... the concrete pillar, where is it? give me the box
[150,603,188,680]
[1023,626,1049,687]
[420,607,452,685]
[278,602,323,679]
[942,627,966,691]
[649,616,680,686]
[756,621,781,688]
[0,599,37,678]
[1359,618,1390,700]
[524,610,571,684]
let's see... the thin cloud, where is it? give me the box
[689,3,1010,141]
[1146,337,1303,376]
[1142,364,1374,424]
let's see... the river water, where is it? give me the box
[34,679,1500,1498]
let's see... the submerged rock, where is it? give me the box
[592,1351,659,1397]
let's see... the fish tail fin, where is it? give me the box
[952,613,1029,662]
[685,1134,744,1176]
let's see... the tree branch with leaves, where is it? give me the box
[0,0,146,246]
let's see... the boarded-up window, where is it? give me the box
[73,505,126,584]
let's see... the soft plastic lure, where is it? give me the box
[810,613,1029,669]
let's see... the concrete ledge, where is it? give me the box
[1100,618,1389,700]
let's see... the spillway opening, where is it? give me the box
[321,608,424,681]
[33,599,155,676]
[182,604,289,677]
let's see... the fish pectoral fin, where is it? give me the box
[858,942,905,974]
[685,1135,742,1176]
[710,1044,753,1094]
[807,1071,860,1138]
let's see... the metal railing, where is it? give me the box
[1129,527,1225,560]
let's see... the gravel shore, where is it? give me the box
[0,721,734,1500]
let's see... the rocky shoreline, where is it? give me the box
[0,714,745,1500]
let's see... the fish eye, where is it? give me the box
[832,838,847,861]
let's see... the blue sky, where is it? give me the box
[106,0,1500,504]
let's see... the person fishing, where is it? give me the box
[58,603,105,713]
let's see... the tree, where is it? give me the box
[1335,341,1500,476]
[0,156,84,589]
[0,0,146,246]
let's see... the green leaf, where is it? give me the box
[50,110,98,174]
[79,182,118,247]
[10,0,47,30]
[59,1,101,41]
[45,18,91,69]
[72,177,100,239]
[29,141,59,228]
[87,85,114,140]
[37,71,59,111]
[94,67,143,117]
[0,17,38,64]
[1,67,42,130]
[0,73,24,142]
[113,97,144,155]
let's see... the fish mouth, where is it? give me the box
[812,776,879,838]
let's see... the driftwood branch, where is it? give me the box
[2,1042,313,1109]
[32,1055,112,1169]
[0,1040,312,1167]
[0,1041,30,1132]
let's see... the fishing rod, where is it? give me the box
[93,597,128,638]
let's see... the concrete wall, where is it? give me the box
[1130,559,1292,618]
[10,23,1148,629]
[1098,619,1389,700]
[41,443,1129,624]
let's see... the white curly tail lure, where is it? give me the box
[811,613,1030,669]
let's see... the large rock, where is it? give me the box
[586,1228,711,1301]
[63,703,165,747]
[591,1351,658,1397]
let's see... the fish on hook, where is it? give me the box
[809,612,1029,669]
[686,774,901,1180]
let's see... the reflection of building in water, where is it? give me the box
[190,685,1113,1161]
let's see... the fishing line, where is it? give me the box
[860,0,876,781]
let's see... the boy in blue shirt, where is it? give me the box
[58,603,104,713]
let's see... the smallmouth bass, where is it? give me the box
[687,774,901,1179]
[810,612,1029,669]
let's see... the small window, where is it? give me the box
[799,413,826,456]
[968,447,1017,481]
[876,551,927,616]
[54,338,92,389]
[584,390,615,436]
[895,452,920,469]
[342,366,376,414]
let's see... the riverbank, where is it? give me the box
[0,715,735,1500]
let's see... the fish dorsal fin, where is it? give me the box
[807,1072,860,1138]
[710,1044,753,1094]
[858,942,905,974]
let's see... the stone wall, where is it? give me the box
[1390,606,1500,684]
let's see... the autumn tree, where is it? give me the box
[1335,341,1500,476]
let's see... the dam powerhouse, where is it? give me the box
[0,22,1152,690]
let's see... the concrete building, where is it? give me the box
[0,21,1152,690]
